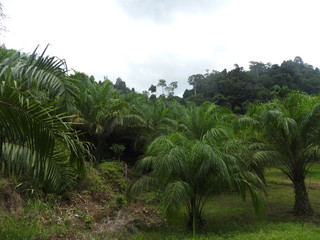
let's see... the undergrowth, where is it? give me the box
[1,164,320,239]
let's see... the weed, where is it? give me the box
[82,213,94,229]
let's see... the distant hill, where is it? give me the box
[183,57,320,113]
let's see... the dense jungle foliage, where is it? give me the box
[183,57,320,112]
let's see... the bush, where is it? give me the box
[98,161,127,193]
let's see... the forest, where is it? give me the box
[1,45,320,239]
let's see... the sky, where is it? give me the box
[1,0,320,96]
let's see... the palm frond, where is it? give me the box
[236,115,259,129]
[162,181,192,216]
[129,175,160,196]
[0,46,79,112]
[0,80,88,192]
[231,171,266,218]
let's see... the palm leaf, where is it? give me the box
[0,45,79,112]
[162,181,192,216]
[0,80,88,192]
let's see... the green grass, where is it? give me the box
[131,164,320,239]
[132,223,320,240]
[0,200,69,240]
[0,214,42,240]
[266,163,320,181]
[2,165,320,239]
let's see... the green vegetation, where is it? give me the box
[131,166,320,240]
[132,223,320,240]
[0,47,91,193]
[1,166,320,239]
[130,114,265,236]
[0,200,69,240]
[183,58,320,113]
[241,92,320,215]
[1,45,320,239]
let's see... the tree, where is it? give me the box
[0,3,6,33]
[130,131,265,236]
[179,102,233,140]
[294,56,303,64]
[114,77,130,94]
[72,78,127,161]
[148,84,157,93]
[241,92,320,216]
[188,74,204,95]
[157,79,167,95]
[0,50,91,192]
[142,90,149,97]
[249,61,271,79]
[131,99,178,139]
[170,81,178,89]
[165,81,178,96]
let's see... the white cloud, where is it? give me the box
[115,0,230,24]
[2,0,320,96]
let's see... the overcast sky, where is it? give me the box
[1,0,320,95]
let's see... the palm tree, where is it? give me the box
[0,80,91,192]
[178,101,234,140]
[120,96,180,140]
[240,92,320,216]
[71,77,128,161]
[104,95,181,162]
[138,99,179,136]
[0,46,92,192]
[130,131,265,236]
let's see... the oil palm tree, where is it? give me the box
[71,77,128,161]
[178,102,235,140]
[0,46,91,192]
[0,80,90,192]
[240,92,320,216]
[130,131,265,236]
[132,99,179,137]
[108,95,181,156]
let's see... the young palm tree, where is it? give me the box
[71,78,128,161]
[240,92,320,216]
[133,99,179,136]
[130,131,265,236]
[178,102,235,140]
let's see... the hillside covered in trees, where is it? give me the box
[183,57,320,113]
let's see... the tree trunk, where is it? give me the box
[293,178,313,216]
[186,200,205,233]
[95,136,106,162]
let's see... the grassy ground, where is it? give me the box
[0,161,163,240]
[131,165,320,240]
[1,165,320,239]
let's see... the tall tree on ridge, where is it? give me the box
[157,79,167,95]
